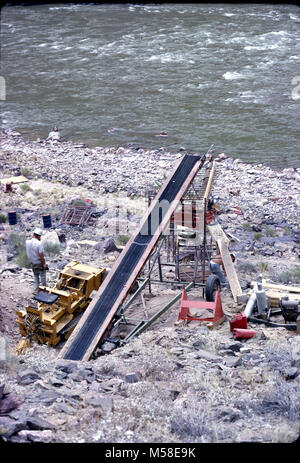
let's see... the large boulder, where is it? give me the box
[103,239,121,255]
[41,230,60,251]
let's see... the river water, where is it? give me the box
[1,3,300,169]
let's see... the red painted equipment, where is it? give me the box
[233,328,257,339]
[177,287,224,324]
[205,210,215,224]
[229,313,247,331]
[4,182,13,193]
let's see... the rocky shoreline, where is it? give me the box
[0,128,300,444]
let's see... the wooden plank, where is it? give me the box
[265,290,300,304]
[207,315,226,330]
[217,238,242,302]
[261,279,300,294]
[0,175,28,184]
[208,223,230,247]
[77,240,98,246]
[203,160,216,200]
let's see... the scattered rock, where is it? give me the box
[103,238,122,254]
[0,416,25,438]
[215,405,243,422]
[193,349,222,363]
[17,369,41,385]
[26,415,56,431]
[85,395,113,412]
[224,356,242,368]
[38,390,61,405]
[17,429,54,443]
[0,392,23,414]
[221,340,243,353]
[124,372,142,383]
[281,367,298,380]
[55,359,78,374]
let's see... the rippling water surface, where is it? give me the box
[1,3,300,168]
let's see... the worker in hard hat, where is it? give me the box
[25,228,48,294]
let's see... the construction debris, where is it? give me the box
[242,278,300,330]
[0,175,29,186]
[256,279,300,307]
[60,202,99,227]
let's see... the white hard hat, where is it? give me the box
[34,228,43,236]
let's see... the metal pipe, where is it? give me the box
[158,254,163,282]
[244,291,257,318]
[248,316,297,330]
[118,277,150,314]
[137,278,205,287]
[124,281,194,342]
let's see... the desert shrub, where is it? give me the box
[32,188,42,197]
[16,249,31,268]
[253,377,300,421]
[257,261,269,272]
[129,343,176,382]
[242,222,252,231]
[253,344,300,420]
[238,262,258,274]
[264,343,293,373]
[0,213,7,223]
[253,232,263,240]
[170,397,215,442]
[43,242,60,255]
[264,227,276,237]
[94,389,174,443]
[19,183,32,194]
[7,233,31,268]
[278,266,300,284]
[282,227,291,235]
[95,358,119,376]
[71,199,86,206]
[20,167,31,177]
[116,235,129,246]
[153,173,167,190]
[7,233,26,250]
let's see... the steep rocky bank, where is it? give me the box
[0,129,299,445]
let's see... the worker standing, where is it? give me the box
[25,228,48,294]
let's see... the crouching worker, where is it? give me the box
[26,228,48,294]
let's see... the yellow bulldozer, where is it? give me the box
[16,260,105,352]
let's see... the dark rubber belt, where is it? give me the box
[63,155,201,360]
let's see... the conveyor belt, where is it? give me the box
[59,154,204,360]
